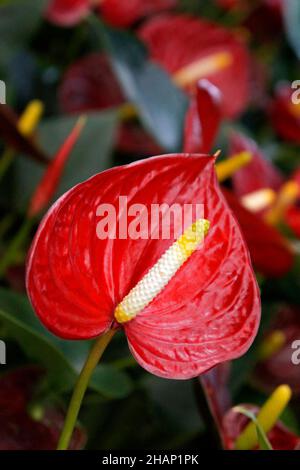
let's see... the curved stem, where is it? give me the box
[57,329,116,450]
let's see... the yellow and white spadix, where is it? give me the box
[114,219,210,324]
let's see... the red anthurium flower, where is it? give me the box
[270,84,300,144]
[26,154,260,379]
[223,403,300,450]
[138,14,250,118]
[59,53,161,155]
[28,116,86,218]
[99,0,177,28]
[45,0,91,26]
[183,80,222,154]
[0,366,85,450]
[255,306,300,394]
[223,189,294,277]
[229,131,284,198]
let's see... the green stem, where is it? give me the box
[0,148,15,181]
[57,329,116,450]
[0,217,34,278]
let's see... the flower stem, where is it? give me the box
[0,217,34,278]
[57,329,116,450]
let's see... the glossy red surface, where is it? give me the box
[26,154,260,378]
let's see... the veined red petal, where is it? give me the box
[223,188,293,278]
[138,14,250,118]
[26,154,260,378]
[45,0,91,26]
[100,0,177,27]
[229,131,284,197]
[183,79,222,154]
[27,117,86,218]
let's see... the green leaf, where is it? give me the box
[233,406,273,450]
[12,110,117,212]
[90,364,133,399]
[93,17,188,152]
[283,0,300,59]
[0,288,133,399]
[0,0,46,66]
[0,288,79,390]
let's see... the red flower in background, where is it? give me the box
[100,0,177,27]
[223,189,294,278]
[255,307,300,394]
[229,131,284,198]
[270,84,300,144]
[0,367,85,450]
[285,169,300,238]
[138,14,250,118]
[26,154,260,379]
[59,53,161,155]
[46,0,177,27]
[45,0,91,26]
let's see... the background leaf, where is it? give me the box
[11,110,117,212]
[95,18,188,152]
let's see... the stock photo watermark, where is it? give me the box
[0,80,6,104]
[291,80,300,105]
[95,198,205,244]
[291,340,300,365]
[0,340,6,365]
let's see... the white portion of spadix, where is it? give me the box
[114,218,210,324]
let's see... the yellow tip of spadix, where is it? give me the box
[258,330,286,361]
[18,100,44,137]
[173,52,233,88]
[235,384,292,450]
[216,151,252,183]
[265,181,299,226]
